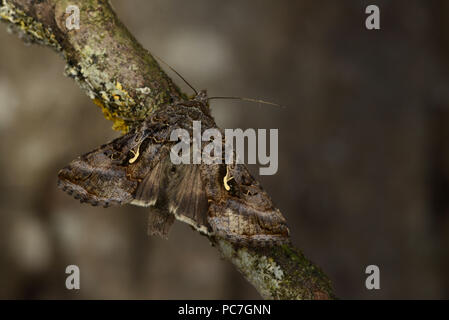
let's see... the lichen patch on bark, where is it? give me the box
[0,1,60,50]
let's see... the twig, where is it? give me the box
[0,0,335,299]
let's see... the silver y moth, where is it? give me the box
[58,92,290,246]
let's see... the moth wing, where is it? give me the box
[147,207,175,239]
[58,129,167,208]
[58,142,136,207]
[201,163,290,245]
[131,159,167,207]
[133,156,179,238]
[166,164,209,233]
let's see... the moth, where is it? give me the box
[58,91,290,246]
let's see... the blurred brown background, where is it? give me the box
[1,0,449,299]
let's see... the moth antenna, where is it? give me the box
[208,96,285,108]
[151,52,198,96]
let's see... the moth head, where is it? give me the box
[193,90,210,115]
[195,89,208,103]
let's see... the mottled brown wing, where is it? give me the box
[133,158,210,236]
[58,142,136,207]
[200,163,290,245]
[166,164,209,234]
[57,126,167,204]
[147,206,175,239]
[57,125,210,236]
[57,125,179,237]
[132,159,167,207]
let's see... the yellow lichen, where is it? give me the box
[0,1,60,50]
[111,118,128,133]
[92,98,129,133]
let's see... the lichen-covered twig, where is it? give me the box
[1,0,335,299]
[1,0,185,132]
